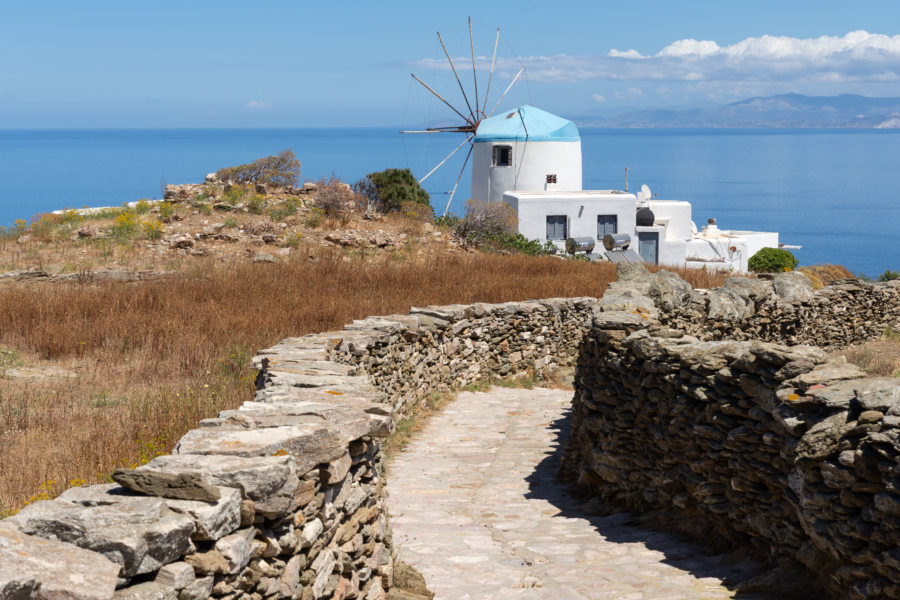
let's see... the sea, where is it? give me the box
[0,127,897,277]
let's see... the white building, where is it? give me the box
[471,105,780,272]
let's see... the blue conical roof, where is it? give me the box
[473,105,580,143]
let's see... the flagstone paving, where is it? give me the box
[386,387,780,600]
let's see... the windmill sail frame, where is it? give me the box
[403,17,526,216]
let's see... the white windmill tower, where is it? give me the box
[403,18,530,216]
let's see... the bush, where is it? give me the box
[357,169,429,213]
[748,247,798,273]
[315,177,356,222]
[142,220,164,240]
[215,149,301,187]
[110,212,139,241]
[878,270,900,282]
[455,199,517,245]
[158,202,176,222]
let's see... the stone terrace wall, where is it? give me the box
[325,298,597,415]
[0,297,597,600]
[1,335,395,600]
[564,267,900,599]
[608,265,900,347]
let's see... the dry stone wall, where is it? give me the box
[605,264,900,347]
[326,298,597,415]
[565,266,900,599]
[2,262,899,600]
[0,297,597,599]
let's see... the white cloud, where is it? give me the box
[415,30,900,85]
[245,100,271,110]
[592,94,605,102]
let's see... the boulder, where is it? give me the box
[139,454,301,518]
[174,422,346,480]
[113,582,177,600]
[773,271,814,304]
[0,522,120,600]
[164,487,242,541]
[112,469,221,503]
[6,485,195,577]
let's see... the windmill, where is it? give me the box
[402,18,526,217]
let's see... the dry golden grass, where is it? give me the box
[0,253,728,513]
[838,333,900,378]
[799,264,856,289]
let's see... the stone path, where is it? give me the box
[386,387,775,600]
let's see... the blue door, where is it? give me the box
[638,231,658,264]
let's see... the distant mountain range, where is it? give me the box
[575,94,900,129]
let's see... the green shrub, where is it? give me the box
[216,149,301,187]
[878,270,900,282]
[110,212,139,241]
[267,198,299,222]
[134,200,152,214]
[497,233,556,256]
[357,168,429,213]
[247,195,267,215]
[748,247,798,273]
[304,207,324,229]
[142,220,164,240]
[158,202,176,222]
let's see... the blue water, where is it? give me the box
[0,128,897,276]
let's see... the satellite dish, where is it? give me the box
[636,184,651,206]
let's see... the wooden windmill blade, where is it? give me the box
[401,18,527,215]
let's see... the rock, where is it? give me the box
[164,487,241,541]
[0,522,120,600]
[322,452,352,484]
[772,271,814,304]
[262,233,278,245]
[647,270,693,312]
[112,468,221,503]
[204,173,218,183]
[252,252,276,263]
[113,582,177,600]
[279,555,305,597]
[155,561,195,589]
[177,576,213,600]
[215,530,253,575]
[169,235,193,249]
[7,485,195,577]
[174,422,346,477]
[184,550,229,576]
[140,454,301,519]
[300,518,324,548]
[77,227,97,239]
[312,550,337,599]
[707,287,753,321]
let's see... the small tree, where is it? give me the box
[748,247,799,273]
[216,149,301,187]
[357,168,429,213]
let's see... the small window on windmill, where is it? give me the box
[493,145,512,167]
[546,174,557,184]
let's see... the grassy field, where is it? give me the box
[0,252,729,514]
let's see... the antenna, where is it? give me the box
[624,167,628,192]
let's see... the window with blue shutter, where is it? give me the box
[597,215,617,238]
[546,215,567,240]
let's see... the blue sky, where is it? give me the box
[3,0,900,127]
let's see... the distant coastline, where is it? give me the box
[574,93,900,129]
